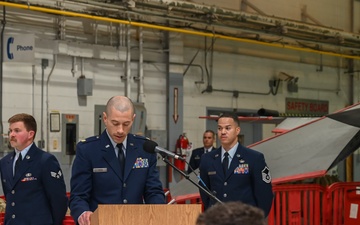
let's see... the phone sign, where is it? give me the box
[3,34,35,63]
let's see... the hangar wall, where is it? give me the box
[0,0,359,188]
[2,34,358,152]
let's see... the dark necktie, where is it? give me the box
[117,143,125,176]
[222,152,229,175]
[15,153,22,176]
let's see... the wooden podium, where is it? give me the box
[91,204,202,225]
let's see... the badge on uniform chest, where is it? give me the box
[234,163,249,174]
[21,173,38,182]
[133,157,149,168]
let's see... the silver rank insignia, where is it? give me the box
[262,166,271,183]
[51,170,63,179]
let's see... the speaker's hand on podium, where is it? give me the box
[78,211,93,225]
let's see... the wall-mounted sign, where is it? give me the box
[3,34,35,63]
[285,98,329,116]
[50,113,60,132]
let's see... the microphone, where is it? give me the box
[143,140,186,161]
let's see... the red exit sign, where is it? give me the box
[65,114,76,122]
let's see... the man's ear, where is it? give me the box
[103,112,107,123]
[29,130,35,139]
[236,126,241,135]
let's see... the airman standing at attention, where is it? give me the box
[199,112,273,217]
[187,130,215,174]
[0,113,68,225]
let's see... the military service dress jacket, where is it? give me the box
[0,144,68,225]
[187,147,208,174]
[69,131,165,222]
[199,143,273,217]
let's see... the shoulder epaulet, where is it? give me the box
[79,135,100,143]
[132,134,149,140]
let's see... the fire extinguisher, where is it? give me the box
[174,133,189,171]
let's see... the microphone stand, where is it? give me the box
[162,156,223,205]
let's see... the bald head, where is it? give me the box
[103,96,136,143]
[106,96,135,116]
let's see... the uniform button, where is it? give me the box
[223,193,227,198]
[224,182,227,186]
[11,202,15,206]
[123,183,126,188]
[123,199,128,204]
[11,190,15,194]
[12,214,15,219]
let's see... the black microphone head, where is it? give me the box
[143,139,158,154]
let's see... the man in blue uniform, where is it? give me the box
[69,96,165,225]
[0,113,68,225]
[199,112,273,217]
[187,130,215,174]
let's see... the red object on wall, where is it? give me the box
[174,133,189,171]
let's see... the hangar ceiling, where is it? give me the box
[1,0,360,59]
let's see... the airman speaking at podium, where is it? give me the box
[69,96,165,225]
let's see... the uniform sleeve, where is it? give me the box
[252,153,274,217]
[41,154,68,225]
[69,143,93,221]
[187,151,196,174]
[143,151,165,204]
[199,154,210,209]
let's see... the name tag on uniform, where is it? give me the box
[93,168,107,173]
[208,171,216,175]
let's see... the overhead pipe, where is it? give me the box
[114,5,357,52]
[80,57,84,76]
[204,37,211,91]
[350,0,354,33]
[349,0,357,106]
[125,25,131,97]
[46,54,57,151]
[142,60,205,82]
[346,59,355,104]
[210,88,271,96]
[40,58,49,149]
[200,32,275,97]
[180,48,205,83]
[0,2,359,60]
[209,36,215,91]
[136,27,145,103]
[146,0,360,43]
[71,56,78,77]
[32,65,35,115]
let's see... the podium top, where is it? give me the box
[91,204,202,225]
